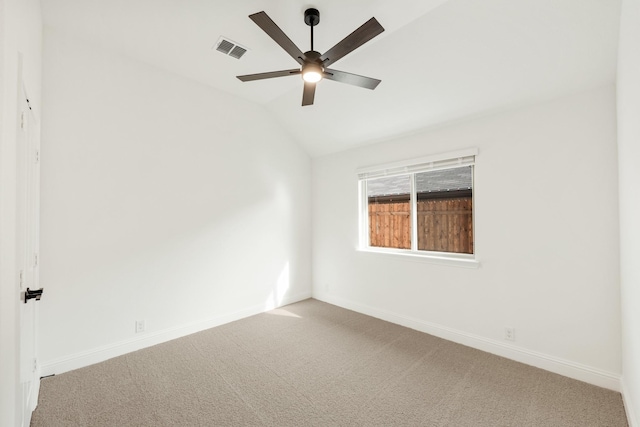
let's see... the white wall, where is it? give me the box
[312,85,621,390]
[0,0,42,425]
[38,29,311,373]
[617,0,640,424]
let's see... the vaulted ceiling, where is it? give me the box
[41,0,621,156]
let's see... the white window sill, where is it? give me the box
[357,247,480,269]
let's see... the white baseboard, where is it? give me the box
[622,378,638,427]
[313,292,621,392]
[41,291,311,377]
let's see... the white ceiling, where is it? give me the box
[41,0,621,157]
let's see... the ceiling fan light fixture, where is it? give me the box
[302,63,323,83]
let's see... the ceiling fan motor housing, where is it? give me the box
[302,50,324,79]
[303,50,322,63]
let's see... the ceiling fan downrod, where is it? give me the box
[304,8,320,52]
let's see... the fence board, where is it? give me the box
[369,196,472,253]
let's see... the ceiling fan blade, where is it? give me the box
[323,69,381,90]
[237,69,301,82]
[302,81,316,106]
[249,11,306,65]
[320,17,384,67]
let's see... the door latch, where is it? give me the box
[24,288,44,303]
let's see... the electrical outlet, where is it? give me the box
[135,320,145,333]
[504,327,515,341]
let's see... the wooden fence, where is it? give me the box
[368,195,473,254]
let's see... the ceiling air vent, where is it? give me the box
[214,37,248,60]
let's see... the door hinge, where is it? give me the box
[20,112,26,130]
[35,149,40,164]
[33,359,38,373]
[19,270,24,287]
[34,253,39,268]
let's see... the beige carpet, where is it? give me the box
[31,299,628,426]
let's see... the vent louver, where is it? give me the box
[216,40,234,55]
[229,46,247,59]
[215,37,248,59]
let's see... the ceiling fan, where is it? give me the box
[237,8,384,106]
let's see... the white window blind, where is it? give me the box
[357,148,477,181]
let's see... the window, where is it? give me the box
[358,149,476,260]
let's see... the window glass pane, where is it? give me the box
[415,166,473,254]
[367,175,411,249]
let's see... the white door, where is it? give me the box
[16,87,41,427]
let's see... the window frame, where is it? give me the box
[357,148,479,268]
